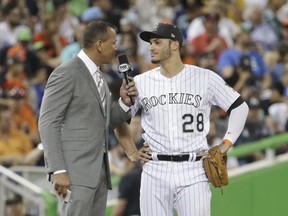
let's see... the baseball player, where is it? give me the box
[128,23,249,216]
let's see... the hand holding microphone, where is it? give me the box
[118,54,135,105]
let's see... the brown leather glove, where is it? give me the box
[203,145,229,190]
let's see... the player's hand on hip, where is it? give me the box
[139,143,151,163]
[53,172,71,198]
[127,143,151,163]
[120,77,138,106]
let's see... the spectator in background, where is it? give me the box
[0,103,33,167]
[88,0,122,31]
[80,4,104,24]
[262,45,288,114]
[116,30,142,74]
[52,0,80,44]
[225,0,246,25]
[1,57,27,90]
[173,0,204,41]
[7,0,39,30]
[263,0,286,39]
[243,0,269,10]
[5,193,32,216]
[196,51,217,71]
[119,10,151,72]
[32,41,56,77]
[61,23,86,63]
[267,72,288,134]
[134,0,179,31]
[1,27,48,116]
[0,3,26,48]
[112,163,142,216]
[276,1,288,23]
[217,31,271,92]
[2,85,40,145]
[0,26,42,81]
[235,96,271,165]
[241,5,279,53]
[187,0,239,47]
[279,19,288,42]
[0,56,32,110]
[268,99,288,134]
[28,65,48,117]
[189,12,229,61]
[265,41,288,86]
[32,12,69,69]
[155,0,180,25]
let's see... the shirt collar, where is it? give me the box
[77,50,100,76]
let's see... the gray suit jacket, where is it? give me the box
[38,57,130,189]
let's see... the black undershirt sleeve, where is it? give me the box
[227,96,244,114]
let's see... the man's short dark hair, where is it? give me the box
[82,21,115,49]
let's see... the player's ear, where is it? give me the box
[172,40,179,51]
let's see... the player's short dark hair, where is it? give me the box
[82,21,115,49]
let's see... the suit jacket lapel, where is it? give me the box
[75,57,106,115]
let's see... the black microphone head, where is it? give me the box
[118,54,129,64]
[118,54,132,73]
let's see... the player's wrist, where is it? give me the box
[223,139,232,147]
[219,139,232,154]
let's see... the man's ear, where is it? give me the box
[95,40,103,53]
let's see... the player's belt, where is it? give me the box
[155,154,202,162]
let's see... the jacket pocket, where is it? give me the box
[61,129,88,145]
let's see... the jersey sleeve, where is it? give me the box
[208,71,240,112]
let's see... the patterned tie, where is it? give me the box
[94,71,106,112]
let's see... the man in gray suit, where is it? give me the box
[38,21,147,216]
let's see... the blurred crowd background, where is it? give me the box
[0,0,288,215]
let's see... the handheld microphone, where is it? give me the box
[118,54,134,105]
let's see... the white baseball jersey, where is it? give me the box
[131,64,240,216]
[131,64,240,154]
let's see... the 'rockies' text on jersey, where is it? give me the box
[141,93,203,112]
[131,64,240,154]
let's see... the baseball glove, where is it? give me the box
[203,146,229,190]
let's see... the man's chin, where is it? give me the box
[151,59,160,64]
